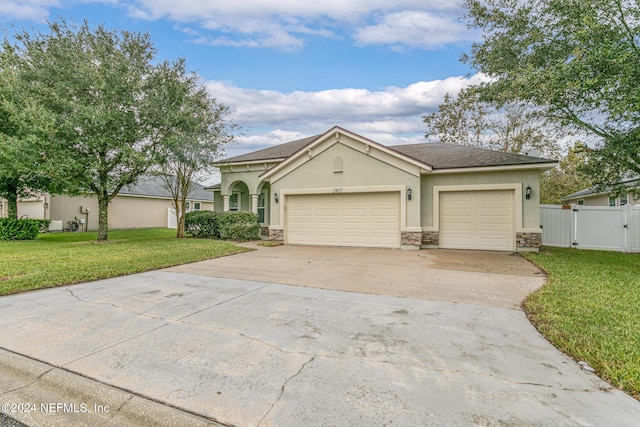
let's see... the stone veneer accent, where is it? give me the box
[422,231,439,246]
[516,232,541,249]
[269,228,284,241]
[401,231,422,247]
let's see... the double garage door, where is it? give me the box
[284,189,515,251]
[286,192,400,248]
[439,190,515,251]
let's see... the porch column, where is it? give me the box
[223,195,230,211]
[251,194,259,214]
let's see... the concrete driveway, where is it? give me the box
[168,243,545,309]
[1,245,639,426]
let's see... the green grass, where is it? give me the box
[0,228,251,295]
[522,247,640,399]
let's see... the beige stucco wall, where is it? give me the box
[270,141,421,228]
[50,194,212,230]
[213,191,224,212]
[421,169,542,230]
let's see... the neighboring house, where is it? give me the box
[562,177,639,207]
[212,126,556,251]
[1,175,213,231]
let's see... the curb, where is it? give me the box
[0,349,228,427]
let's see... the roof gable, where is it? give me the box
[260,126,432,182]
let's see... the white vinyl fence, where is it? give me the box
[540,204,640,252]
[168,208,177,229]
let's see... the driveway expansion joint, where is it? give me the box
[174,282,273,323]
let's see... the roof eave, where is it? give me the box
[212,158,286,167]
[428,162,558,175]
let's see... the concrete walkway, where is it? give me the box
[1,246,639,426]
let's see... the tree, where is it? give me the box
[463,0,640,193]
[154,60,235,238]
[540,142,591,204]
[0,43,57,219]
[424,87,563,157]
[11,20,183,240]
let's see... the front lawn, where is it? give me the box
[0,228,251,295]
[523,247,640,399]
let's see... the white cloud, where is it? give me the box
[1,0,472,50]
[354,11,476,50]
[208,74,488,156]
[126,0,469,50]
[0,0,59,22]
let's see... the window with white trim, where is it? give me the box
[193,202,201,211]
[229,193,240,211]
[257,193,265,223]
[577,199,585,205]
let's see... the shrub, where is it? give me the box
[185,210,221,238]
[218,211,260,241]
[0,218,48,240]
[184,211,260,241]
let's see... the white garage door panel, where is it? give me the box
[17,201,44,219]
[440,190,514,251]
[286,192,400,248]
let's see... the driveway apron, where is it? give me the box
[1,245,639,426]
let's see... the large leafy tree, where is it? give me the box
[424,88,563,157]
[12,21,183,240]
[540,142,591,204]
[0,44,57,218]
[463,0,640,194]
[154,60,235,238]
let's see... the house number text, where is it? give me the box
[332,187,343,193]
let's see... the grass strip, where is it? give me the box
[523,247,640,399]
[0,228,250,295]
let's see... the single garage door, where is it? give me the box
[17,201,44,219]
[286,192,400,248]
[439,190,514,251]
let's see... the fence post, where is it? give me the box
[571,204,578,248]
[624,204,630,253]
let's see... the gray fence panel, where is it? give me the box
[540,205,572,247]
[574,206,625,251]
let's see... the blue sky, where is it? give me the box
[1,0,484,158]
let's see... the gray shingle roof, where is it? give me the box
[215,128,555,169]
[216,135,320,163]
[389,143,554,169]
[563,176,640,200]
[119,175,212,201]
